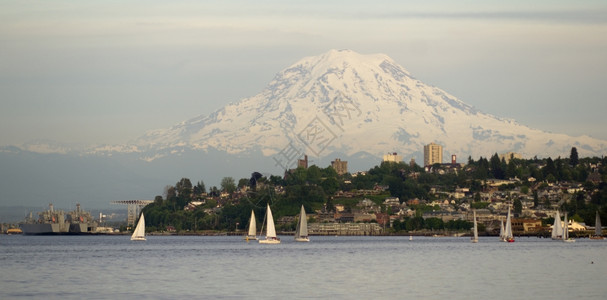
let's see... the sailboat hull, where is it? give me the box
[259,238,280,244]
[131,236,146,241]
[295,237,310,242]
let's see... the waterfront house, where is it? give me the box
[512,218,542,233]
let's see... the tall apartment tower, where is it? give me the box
[424,143,443,166]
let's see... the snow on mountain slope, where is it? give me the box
[131,49,606,163]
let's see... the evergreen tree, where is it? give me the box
[490,153,505,179]
[194,180,206,194]
[506,158,517,178]
[543,157,556,179]
[513,198,522,214]
[570,147,579,167]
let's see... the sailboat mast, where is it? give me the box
[259,208,266,237]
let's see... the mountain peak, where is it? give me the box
[133,50,606,164]
[287,49,410,79]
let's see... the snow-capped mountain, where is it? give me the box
[3,49,607,210]
[132,49,607,164]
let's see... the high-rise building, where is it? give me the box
[331,158,348,175]
[424,143,443,166]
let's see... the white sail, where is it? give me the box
[131,213,146,241]
[259,204,280,244]
[499,220,505,242]
[266,205,276,238]
[295,205,309,242]
[596,211,602,236]
[504,207,514,242]
[552,211,563,240]
[471,210,478,243]
[245,210,257,240]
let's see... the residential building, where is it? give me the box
[331,158,348,175]
[512,218,542,233]
[383,152,403,163]
[424,143,443,166]
[298,154,308,169]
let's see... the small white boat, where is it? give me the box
[131,213,146,241]
[471,210,478,243]
[294,205,309,242]
[244,210,257,241]
[409,235,412,241]
[259,204,280,244]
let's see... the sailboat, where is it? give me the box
[131,213,146,241]
[551,211,563,240]
[590,211,604,240]
[259,204,280,244]
[471,210,478,243]
[294,205,310,242]
[244,210,257,241]
[499,220,506,242]
[504,207,514,242]
[563,212,575,243]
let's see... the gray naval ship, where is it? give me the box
[20,203,97,235]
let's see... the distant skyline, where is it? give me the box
[1,0,607,147]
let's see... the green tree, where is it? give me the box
[321,177,340,196]
[543,157,556,179]
[570,147,579,167]
[209,186,219,197]
[406,216,425,231]
[176,178,193,196]
[237,178,249,188]
[194,180,206,194]
[506,159,517,178]
[221,177,236,194]
[490,153,505,179]
[425,217,444,230]
[474,157,489,180]
[307,165,322,185]
[513,198,522,214]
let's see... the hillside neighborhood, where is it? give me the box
[136,145,606,237]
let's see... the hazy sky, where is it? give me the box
[1,0,606,147]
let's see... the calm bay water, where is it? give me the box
[1,235,606,299]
